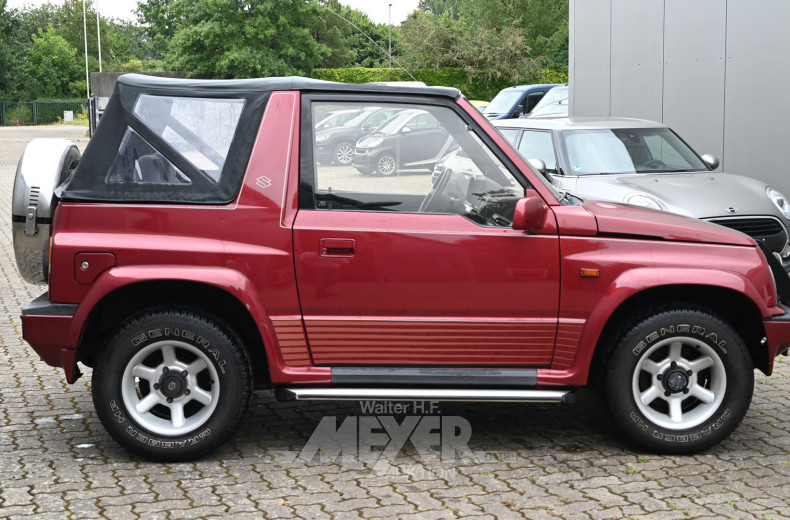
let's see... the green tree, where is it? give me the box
[458,0,568,62]
[165,0,331,78]
[136,0,180,60]
[418,0,460,18]
[23,25,80,99]
[312,0,393,68]
[0,0,21,98]
[399,11,544,92]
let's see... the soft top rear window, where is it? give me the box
[133,95,244,183]
[58,78,270,205]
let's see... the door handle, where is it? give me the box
[319,238,356,258]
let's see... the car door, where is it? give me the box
[293,99,561,367]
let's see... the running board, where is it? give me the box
[276,387,574,403]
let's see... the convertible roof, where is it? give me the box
[116,73,461,99]
[58,74,461,205]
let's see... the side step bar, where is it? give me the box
[277,387,575,404]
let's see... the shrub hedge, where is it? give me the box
[312,66,568,101]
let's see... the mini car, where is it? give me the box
[352,108,454,175]
[493,117,790,270]
[314,106,402,165]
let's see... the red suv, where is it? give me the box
[13,74,790,461]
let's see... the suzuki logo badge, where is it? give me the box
[256,176,272,189]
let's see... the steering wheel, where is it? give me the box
[642,159,667,169]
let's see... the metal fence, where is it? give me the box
[0,101,90,126]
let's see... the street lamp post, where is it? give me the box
[388,3,392,68]
[82,0,89,100]
[96,0,102,72]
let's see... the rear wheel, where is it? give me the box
[92,308,251,461]
[333,141,354,165]
[603,307,753,454]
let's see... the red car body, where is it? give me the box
[14,76,790,459]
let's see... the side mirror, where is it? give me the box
[513,106,524,118]
[527,158,547,176]
[401,127,412,134]
[701,154,720,170]
[512,192,548,232]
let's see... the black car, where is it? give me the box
[352,109,454,175]
[314,106,402,165]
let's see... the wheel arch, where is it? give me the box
[76,279,271,388]
[589,284,768,385]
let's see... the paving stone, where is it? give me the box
[1,125,790,520]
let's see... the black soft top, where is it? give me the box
[58,74,460,204]
[115,73,461,98]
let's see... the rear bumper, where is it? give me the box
[21,293,80,382]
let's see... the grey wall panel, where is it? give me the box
[569,0,612,117]
[723,0,790,193]
[662,0,726,163]
[609,0,664,121]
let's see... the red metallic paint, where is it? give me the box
[293,209,561,365]
[26,89,789,390]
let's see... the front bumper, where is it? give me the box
[763,304,790,374]
[21,292,80,382]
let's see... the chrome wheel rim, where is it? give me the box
[377,155,396,175]
[335,143,354,164]
[632,337,726,429]
[121,340,220,436]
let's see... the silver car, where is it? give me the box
[493,117,790,270]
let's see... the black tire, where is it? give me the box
[333,141,354,165]
[602,307,753,454]
[375,153,397,176]
[92,308,252,461]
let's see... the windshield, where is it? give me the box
[372,110,417,135]
[340,107,377,128]
[317,110,359,130]
[531,86,567,114]
[531,100,567,118]
[562,127,708,175]
[484,91,522,115]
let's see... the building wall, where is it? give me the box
[569,0,790,194]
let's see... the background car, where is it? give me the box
[494,117,790,270]
[529,98,568,118]
[525,84,568,117]
[482,84,561,120]
[314,108,363,131]
[314,106,402,165]
[353,108,454,175]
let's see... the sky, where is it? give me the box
[5,0,421,25]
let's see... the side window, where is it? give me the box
[525,91,545,113]
[518,130,558,172]
[133,95,244,182]
[497,128,520,145]
[106,128,190,185]
[310,102,526,227]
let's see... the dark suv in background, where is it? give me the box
[314,106,402,165]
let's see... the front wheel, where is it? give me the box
[376,153,397,176]
[603,308,753,454]
[92,308,251,461]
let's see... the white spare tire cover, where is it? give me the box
[12,138,81,284]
